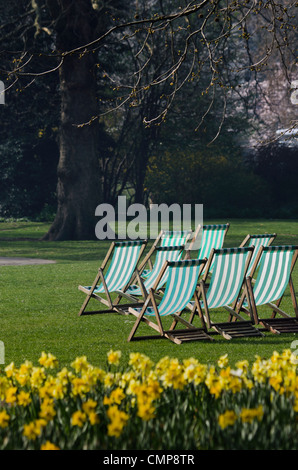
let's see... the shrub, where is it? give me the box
[145,150,268,218]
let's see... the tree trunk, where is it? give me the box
[43,0,101,240]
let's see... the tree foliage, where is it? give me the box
[248,142,298,217]
[0,1,297,236]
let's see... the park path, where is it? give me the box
[0,257,56,265]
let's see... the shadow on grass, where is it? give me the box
[1,218,298,263]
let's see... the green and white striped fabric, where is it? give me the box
[245,234,276,276]
[142,230,192,278]
[197,224,228,270]
[84,241,144,294]
[126,246,183,296]
[160,230,193,247]
[245,246,296,306]
[133,259,205,317]
[205,247,252,309]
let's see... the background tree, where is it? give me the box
[0,0,297,238]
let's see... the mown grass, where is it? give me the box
[0,219,298,369]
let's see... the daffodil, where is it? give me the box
[0,410,10,428]
[71,410,87,427]
[104,372,117,389]
[104,387,125,405]
[240,405,264,423]
[23,419,47,441]
[205,367,223,398]
[218,410,238,429]
[82,398,97,414]
[269,374,283,392]
[51,380,65,399]
[137,400,156,421]
[17,390,32,407]
[5,386,18,404]
[88,410,100,425]
[126,381,140,401]
[155,356,171,377]
[38,352,58,369]
[235,360,249,372]
[129,352,153,374]
[56,367,74,385]
[251,356,267,384]
[39,399,56,422]
[118,371,136,389]
[71,377,90,397]
[0,377,9,400]
[15,361,33,387]
[30,367,46,389]
[161,358,186,390]
[107,350,121,366]
[4,362,16,379]
[107,405,129,438]
[184,362,207,385]
[71,356,90,374]
[40,441,60,450]
[146,376,163,400]
[218,354,229,369]
[82,366,105,388]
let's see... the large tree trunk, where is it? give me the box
[43,0,101,240]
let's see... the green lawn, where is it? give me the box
[0,219,298,369]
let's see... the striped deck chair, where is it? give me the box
[237,245,298,334]
[186,224,230,275]
[140,229,193,278]
[127,259,212,344]
[199,224,229,266]
[78,240,147,316]
[240,233,277,277]
[160,230,193,246]
[124,245,184,300]
[189,247,264,340]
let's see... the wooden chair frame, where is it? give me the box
[185,223,230,260]
[124,245,184,302]
[236,245,298,334]
[78,240,147,316]
[188,247,264,340]
[239,233,277,277]
[127,259,213,344]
